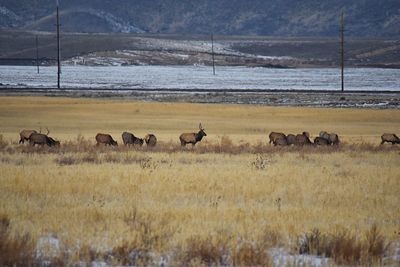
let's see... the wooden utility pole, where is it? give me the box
[340,11,344,92]
[211,33,216,75]
[56,0,61,88]
[35,35,40,74]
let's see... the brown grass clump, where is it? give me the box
[174,233,274,266]
[174,235,231,266]
[232,241,271,267]
[298,225,391,265]
[364,224,390,265]
[0,214,34,267]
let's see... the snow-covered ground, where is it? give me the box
[0,65,399,91]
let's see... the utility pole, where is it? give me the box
[340,11,344,92]
[56,0,61,88]
[211,33,216,75]
[35,35,40,74]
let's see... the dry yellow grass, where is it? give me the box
[0,96,399,265]
[0,96,399,144]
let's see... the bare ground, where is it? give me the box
[0,87,399,108]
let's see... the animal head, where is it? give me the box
[198,123,207,137]
[136,138,144,146]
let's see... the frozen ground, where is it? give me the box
[0,65,399,108]
[0,65,399,91]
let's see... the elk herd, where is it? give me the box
[17,124,399,148]
[268,131,340,146]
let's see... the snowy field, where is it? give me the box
[0,65,399,91]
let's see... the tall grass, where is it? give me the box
[298,225,391,265]
[0,214,34,267]
[0,96,399,265]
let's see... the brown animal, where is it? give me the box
[269,132,286,145]
[144,134,157,147]
[286,134,296,145]
[295,132,312,146]
[47,136,60,147]
[319,131,340,145]
[381,133,400,145]
[275,137,288,146]
[122,132,143,146]
[179,123,207,146]
[19,129,37,144]
[314,136,329,146]
[28,133,59,147]
[95,133,118,146]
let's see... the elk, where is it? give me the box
[95,133,118,146]
[19,129,37,144]
[314,136,329,146]
[179,123,207,146]
[381,133,400,145]
[274,137,288,146]
[295,132,312,146]
[144,134,157,147]
[28,128,59,147]
[122,132,143,146]
[319,131,340,145]
[286,134,296,145]
[268,132,286,146]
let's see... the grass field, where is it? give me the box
[0,96,399,266]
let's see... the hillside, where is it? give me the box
[0,0,399,37]
[1,30,399,68]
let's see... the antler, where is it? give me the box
[46,127,50,135]
[39,126,42,133]
[199,123,204,130]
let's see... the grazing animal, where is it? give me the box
[295,132,312,146]
[269,132,286,145]
[28,133,58,147]
[47,136,60,147]
[381,133,400,145]
[275,137,288,146]
[95,133,118,146]
[19,129,37,144]
[328,133,340,145]
[286,134,296,145]
[179,123,207,146]
[314,136,329,146]
[144,134,157,147]
[122,132,143,146]
[320,131,340,145]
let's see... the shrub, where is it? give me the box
[176,235,230,266]
[328,230,362,265]
[364,223,390,264]
[298,226,390,265]
[0,214,34,267]
[232,241,271,266]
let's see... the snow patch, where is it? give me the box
[71,8,144,33]
[0,6,21,24]
[36,234,61,261]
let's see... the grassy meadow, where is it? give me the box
[0,96,399,266]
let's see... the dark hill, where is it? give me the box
[0,0,399,37]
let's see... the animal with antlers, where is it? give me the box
[179,123,207,146]
[28,128,59,147]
